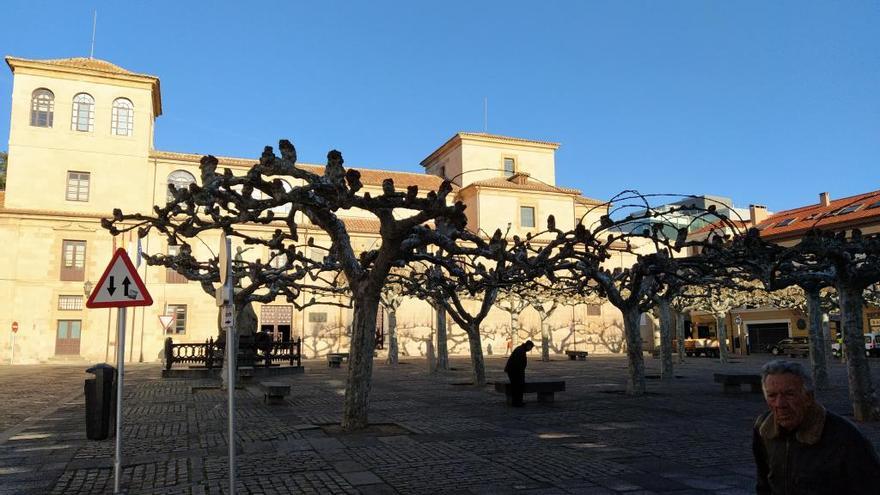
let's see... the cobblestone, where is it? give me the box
[1,356,880,493]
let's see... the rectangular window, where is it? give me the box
[520,206,535,228]
[586,304,602,316]
[503,157,516,177]
[776,218,796,227]
[308,312,328,323]
[66,171,90,202]
[269,250,288,269]
[61,240,86,281]
[165,305,187,335]
[58,295,84,310]
[165,245,188,284]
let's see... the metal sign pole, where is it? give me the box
[10,332,14,365]
[114,306,126,494]
[223,235,236,494]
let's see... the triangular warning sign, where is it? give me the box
[86,248,153,308]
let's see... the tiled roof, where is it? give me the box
[465,176,581,196]
[457,132,561,148]
[757,190,880,240]
[575,195,605,206]
[5,56,157,80]
[692,219,752,235]
[151,150,458,193]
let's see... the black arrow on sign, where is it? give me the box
[122,277,131,297]
[107,276,116,295]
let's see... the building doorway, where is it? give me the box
[55,320,82,355]
[747,322,790,353]
[261,305,293,342]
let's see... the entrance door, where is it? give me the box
[748,323,790,353]
[55,320,82,355]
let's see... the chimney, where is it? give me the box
[819,192,831,207]
[749,204,768,226]
[508,172,531,185]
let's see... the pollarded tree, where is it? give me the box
[395,229,522,386]
[379,279,405,366]
[537,191,739,394]
[494,288,529,352]
[732,228,880,420]
[106,141,468,431]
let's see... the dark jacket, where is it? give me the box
[504,344,529,374]
[753,402,880,494]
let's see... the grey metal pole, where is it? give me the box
[225,237,236,494]
[114,306,126,494]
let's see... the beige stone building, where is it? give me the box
[1,56,628,365]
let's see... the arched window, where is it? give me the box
[167,170,196,203]
[30,89,54,127]
[111,98,133,136]
[71,93,95,132]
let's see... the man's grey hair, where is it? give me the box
[761,360,815,393]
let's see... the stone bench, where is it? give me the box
[565,350,589,361]
[327,353,349,368]
[260,381,291,405]
[714,373,762,393]
[238,366,254,381]
[494,381,566,404]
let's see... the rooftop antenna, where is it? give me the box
[89,10,97,59]
[483,96,488,133]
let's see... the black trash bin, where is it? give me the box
[84,363,116,440]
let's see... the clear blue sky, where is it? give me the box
[1,1,877,212]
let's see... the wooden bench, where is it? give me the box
[260,381,291,405]
[327,353,349,368]
[494,381,566,404]
[565,350,589,361]
[714,373,762,393]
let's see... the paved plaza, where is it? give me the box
[1,354,880,494]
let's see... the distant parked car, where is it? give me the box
[831,334,880,358]
[767,337,809,357]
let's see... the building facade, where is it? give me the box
[1,56,628,364]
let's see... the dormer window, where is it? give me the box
[30,89,54,127]
[71,93,95,132]
[503,157,516,178]
[111,98,134,136]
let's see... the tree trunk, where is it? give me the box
[675,311,686,364]
[511,311,521,348]
[805,287,830,389]
[838,284,879,421]
[465,324,486,386]
[386,307,398,366]
[540,315,550,362]
[822,312,833,361]
[436,306,448,370]
[657,298,674,381]
[715,314,729,363]
[342,292,380,431]
[621,306,646,395]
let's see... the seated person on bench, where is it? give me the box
[504,340,535,407]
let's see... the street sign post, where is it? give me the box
[86,248,152,495]
[218,233,237,494]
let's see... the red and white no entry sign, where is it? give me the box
[11,321,18,333]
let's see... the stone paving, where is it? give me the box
[1,354,880,494]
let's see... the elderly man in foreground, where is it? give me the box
[753,359,880,494]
